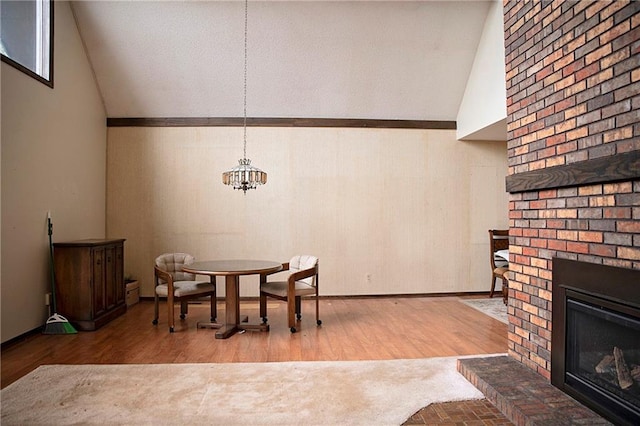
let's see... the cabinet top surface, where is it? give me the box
[53,238,126,247]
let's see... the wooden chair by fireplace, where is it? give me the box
[489,229,509,300]
[501,274,509,305]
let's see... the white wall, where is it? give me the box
[456,0,507,141]
[107,127,508,298]
[72,1,491,121]
[1,2,106,343]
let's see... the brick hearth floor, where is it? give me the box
[403,399,512,425]
[405,355,618,425]
[457,356,612,425]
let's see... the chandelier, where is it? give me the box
[222,0,267,194]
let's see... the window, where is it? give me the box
[0,0,53,87]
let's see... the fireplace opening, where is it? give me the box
[566,298,640,415]
[552,258,640,426]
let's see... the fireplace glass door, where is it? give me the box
[565,295,640,423]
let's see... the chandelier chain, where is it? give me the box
[221,0,266,193]
[243,0,248,160]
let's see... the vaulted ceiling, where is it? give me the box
[71,1,493,121]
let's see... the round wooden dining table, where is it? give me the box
[182,259,283,339]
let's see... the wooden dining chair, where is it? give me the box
[259,255,321,333]
[152,253,216,332]
[489,230,509,299]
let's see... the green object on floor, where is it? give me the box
[43,314,77,335]
[43,214,77,335]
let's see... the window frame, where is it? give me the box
[1,0,54,88]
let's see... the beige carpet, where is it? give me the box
[1,356,488,425]
[460,298,508,324]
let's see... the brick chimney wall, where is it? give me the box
[503,0,639,379]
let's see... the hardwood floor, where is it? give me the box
[1,296,507,389]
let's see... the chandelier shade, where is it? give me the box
[222,0,266,194]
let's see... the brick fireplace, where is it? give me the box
[503,0,639,378]
[461,1,638,423]
[498,0,640,422]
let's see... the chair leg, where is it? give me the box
[210,278,217,321]
[210,296,216,322]
[180,301,188,319]
[259,273,268,323]
[502,277,509,305]
[152,294,159,325]
[259,292,267,323]
[489,275,496,298]
[167,294,175,333]
[287,296,296,332]
[315,293,321,326]
[295,296,302,320]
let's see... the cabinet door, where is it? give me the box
[105,245,116,310]
[104,243,125,309]
[92,247,107,317]
[114,244,125,304]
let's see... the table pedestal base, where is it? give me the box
[181,260,283,339]
[197,321,222,330]
[197,315,250,331]
[215,322,270,339]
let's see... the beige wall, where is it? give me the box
[0,2,508,343]
[107,127,508,298]
[1,2,106,343]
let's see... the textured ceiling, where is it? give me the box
[71,1,492,120]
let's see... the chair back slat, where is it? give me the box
[489,229,509,269]
[494,239,509,251]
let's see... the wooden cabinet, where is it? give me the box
[53,239,126,331]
